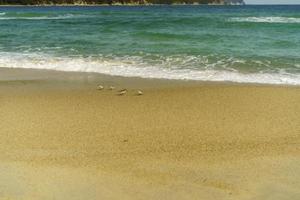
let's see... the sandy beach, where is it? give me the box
[0,69,299,200]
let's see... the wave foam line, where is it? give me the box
[0,54,299,85]
[0,14,86,20]
[229,17,300,24]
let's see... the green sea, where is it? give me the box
[0,5,300,84]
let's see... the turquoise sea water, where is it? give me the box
[0,5,300,84]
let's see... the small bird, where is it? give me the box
[137,90,143,96]
[97,85,104,90]
[109,86,115,90]
[118,89,127,96]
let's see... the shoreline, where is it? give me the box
[0,67,299,88]
[0,68,300,88]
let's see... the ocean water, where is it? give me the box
[0,5,300,85]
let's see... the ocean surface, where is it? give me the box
[0,5,300,85]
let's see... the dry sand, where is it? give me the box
[0,69,299,200]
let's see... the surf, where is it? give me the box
[0,53,299,85]
[229,17,300,24]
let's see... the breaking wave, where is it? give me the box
[0,14,86,20]
[229,17,300,24]
[0,53,299,85]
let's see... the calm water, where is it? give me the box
[0,5,300,84]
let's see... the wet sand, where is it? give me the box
[0,69,299,200]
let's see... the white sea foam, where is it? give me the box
[229,17,300,24]
[0,14,86,20]
[0,12,5,16]
[0,53,299,85]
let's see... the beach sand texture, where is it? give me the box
[0,72,299,200]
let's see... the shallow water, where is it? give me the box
[0,5,300,84]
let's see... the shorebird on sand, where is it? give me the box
[109,86,115,90]
[118,89,127,96]
[137,90,143,96]
[97,85,104,90]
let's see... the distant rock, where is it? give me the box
[224,0,245,5]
